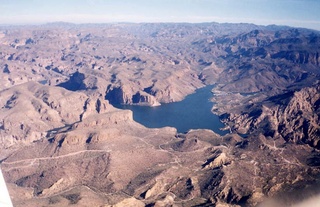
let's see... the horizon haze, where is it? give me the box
[0,0,320,31]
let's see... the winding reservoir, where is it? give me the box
[114,85,227,135]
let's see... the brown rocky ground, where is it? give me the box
[0,23,320,206]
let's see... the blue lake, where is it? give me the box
[113,85,227,135]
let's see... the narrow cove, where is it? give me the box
[113,85,228,135]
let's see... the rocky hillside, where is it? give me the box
[2,85,318,206]
[221,83,320,149]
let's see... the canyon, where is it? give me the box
[0,22,319,206]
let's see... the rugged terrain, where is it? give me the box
[0,22,320,206]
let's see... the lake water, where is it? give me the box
[113,85,227,135]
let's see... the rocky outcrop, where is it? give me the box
[132,91,160,106]
[271,50,320,65]
[0,82,115,147]
[106,85,160,106]
[275,84,320,147]
[223,83,320,148]
[105,68,204,105]
[57,71,87,91]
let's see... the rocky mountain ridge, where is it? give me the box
[220,82,320,149]
[1,23,319,106]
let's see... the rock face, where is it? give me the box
[0,23,320,206]
[221,83,320,149]
[105,84,160,106]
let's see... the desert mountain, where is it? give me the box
[0,23,319,206]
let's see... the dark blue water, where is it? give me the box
[113,85,227,135]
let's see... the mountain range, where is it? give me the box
[0,22,319,206]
